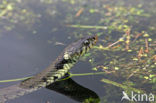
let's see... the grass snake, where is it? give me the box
[0,35,98,103]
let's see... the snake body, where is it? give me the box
[0,35,98,103]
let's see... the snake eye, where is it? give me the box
[84,40,89,45]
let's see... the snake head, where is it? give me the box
[64,35,98,61]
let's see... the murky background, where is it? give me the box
[0,0,156,103]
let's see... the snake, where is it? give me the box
[0,35,98,103]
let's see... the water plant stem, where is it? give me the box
[0,72,107,83]
[66,24,108,30]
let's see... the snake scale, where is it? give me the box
[0,35,98,103]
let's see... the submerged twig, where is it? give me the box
[94,33,127,50]
[125,29,131,51]
[152,55,156,62]
[138,47,144,59]
[145,38,149,53]
[132,32,142,43]
[127,69,140,79]
[75,8,84,17]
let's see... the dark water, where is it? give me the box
[0,0,155,103]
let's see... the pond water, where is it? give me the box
[0,0,155,103]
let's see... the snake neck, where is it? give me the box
[19,53,78,89]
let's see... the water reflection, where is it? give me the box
[46,76,100,103]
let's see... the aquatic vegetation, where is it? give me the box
[62,0,156,102]
[0,0,155,102]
